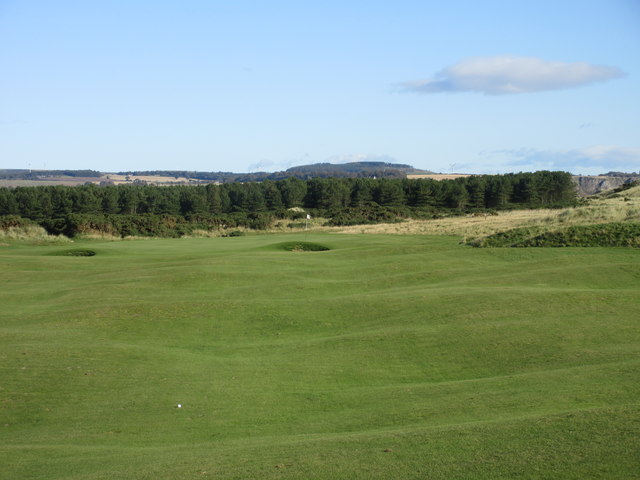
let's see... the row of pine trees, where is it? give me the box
[0,171,575,220]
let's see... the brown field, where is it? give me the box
[406,173,474,180]
[103,174,198,185]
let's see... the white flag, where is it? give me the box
[306,214,311,220]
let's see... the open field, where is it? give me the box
[1,233,639,479]
[0,174,201,188]
[0,178,103,187]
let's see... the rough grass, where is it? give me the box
[1,234,638,479]
[309,185,640,244]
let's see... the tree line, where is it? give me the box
[0,171,576,236]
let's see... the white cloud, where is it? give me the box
[400,56,625,95]
[467,146,640,175]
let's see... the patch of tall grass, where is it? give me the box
[0,224,71,244]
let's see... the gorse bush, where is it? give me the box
[38,213,278,238]
[0,215,36,229]
[325,204,412,226]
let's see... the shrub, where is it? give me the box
[0,215,35,229]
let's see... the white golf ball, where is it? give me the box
[177,404,182,408]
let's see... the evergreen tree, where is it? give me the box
[101,186,120,214]
[205,184,223,214]
[350,178,375,206]
[374,178,405,206]
[263,181,284,210]
[279,177,307,208]
[0,188,19,215]
[245,183,267,212]
[119,186,140,214]
[407,179,436,207]
[466,176,487,209]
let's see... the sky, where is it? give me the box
[1,0,639,175]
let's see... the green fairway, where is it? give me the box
[1,234,639,479]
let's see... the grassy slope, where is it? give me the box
[1,234,639,479]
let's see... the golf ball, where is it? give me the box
[177,404,182,408]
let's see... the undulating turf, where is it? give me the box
[1,234,639,479]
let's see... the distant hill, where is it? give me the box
[120,162,433,182]
[0,163,433,187]
[283,161,432,178]
[9,165,638,195]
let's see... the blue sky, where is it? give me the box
[1,0,638,175]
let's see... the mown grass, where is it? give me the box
[1,234,639,479]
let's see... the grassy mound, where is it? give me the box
[474,222,640,248]
[468,226,545,247]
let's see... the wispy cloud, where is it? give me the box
[247,159,292,172]
[468,146,640,175]
[247,154,312,172]
[399,56,625,95]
